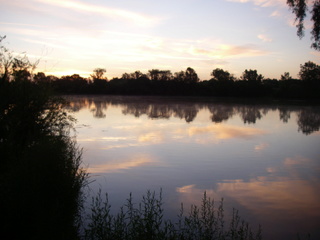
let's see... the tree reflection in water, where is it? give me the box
[65,96,320,135]
[208,104,234,123]
[297,107,320,135]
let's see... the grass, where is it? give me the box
[84,190,262,240]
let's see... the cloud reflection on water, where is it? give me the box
[187,124,267,140]
[88,154,157,173]
[68,96,320,239]
[175,155,320,238]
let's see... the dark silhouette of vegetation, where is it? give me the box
[287,0,320,50]
[43,62,320,100]
[0,36,88,240]
[299,61,320,82]
[84,190,262,240]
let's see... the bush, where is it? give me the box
[0,78,88,239]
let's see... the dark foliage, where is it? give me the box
[287,0,320,50]
[46,62,320,100]
[85,190,262,240]
[0,37,87,239]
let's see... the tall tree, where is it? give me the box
[174,70,186,82]
[148,69,161,81]
[281,72,293,81]
[299,61,320,81]
[241,69,264,82]
[91,68,106,80]
[211,68,234,81]
[287,0,320,50]
[185,67,199,83]
[148,69,172,81]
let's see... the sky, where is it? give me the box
[1,0,320,80]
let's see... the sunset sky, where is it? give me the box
[1,0,319,80]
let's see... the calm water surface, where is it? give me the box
[67,95,320,240]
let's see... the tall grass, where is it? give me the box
[84,190,262,240]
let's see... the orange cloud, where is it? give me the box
[88,154,157,173]
[226,0,286,8]
[187,124,266,140]
[191,44,269,59]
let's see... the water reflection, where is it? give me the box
[297,107,320,134]
[88,154,157,173]
[207,105,234,123]
[186,124,266,140]
[66,96,320,135]
[66,96,320,239]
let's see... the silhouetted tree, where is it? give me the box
[211,68,234,81]
[91,68,107,80]
[174,70,186,82]
[281,72,293,81]
[0,36,12,83]
[12,69,32,81]
[299,61,320,82]
[1,36,37,83]
[148,69,161,81]
[131,70,144,79]
[241,69,264,82]
[185,67,199,83]
[122,72,131,80]
[53,74,88,94]
[287,0,320,50]
[34,72,47,82]
[173,68,199,84]
[148,69,172,81]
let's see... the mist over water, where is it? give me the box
[67,95,320,240]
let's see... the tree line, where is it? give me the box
[1,35,319,99]
[31,62,320,99]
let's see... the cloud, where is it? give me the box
[226,0,286,8]
[191,44,269,59]
[0,25,58,38]
[176,184,197,193]
[258,34,273,42]
[176,184,221,207]
[34,0,161,27]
